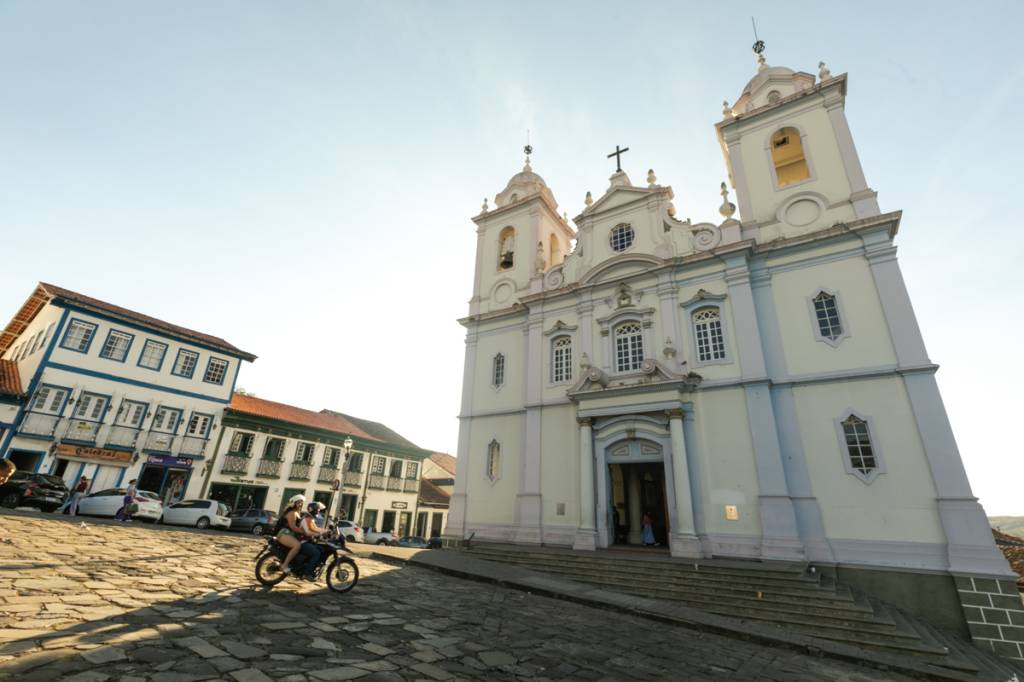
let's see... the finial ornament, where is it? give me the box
[481,198,489,213]
[722,100,733,118]
[719,182,736,219]
[818,61,831,81]
[585,191,593,207]
[751,18,767,71]
[607,144,629,173]
[647,169,657,187]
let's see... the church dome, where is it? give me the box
[731,57,815,114]
[494,160,556,209]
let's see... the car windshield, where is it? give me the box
[139,491,161,501]
[33,474,67,487]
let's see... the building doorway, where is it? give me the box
[608,462,669,547]
[338,494,357,521]
[138,460,191,505]
[381,510,397,534]
[209,483,268,513]
[7,450,42,473]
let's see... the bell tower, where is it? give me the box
[716,47,880,241]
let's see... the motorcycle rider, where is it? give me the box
[274,494,310,576]
[297,501,329,579]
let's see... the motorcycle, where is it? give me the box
[254,523,359,593]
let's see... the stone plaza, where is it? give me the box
[0,511,910,681]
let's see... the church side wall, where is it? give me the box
[540,403,578,545]
[463,413,523,533]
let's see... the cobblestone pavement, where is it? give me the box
[0,512,908,681]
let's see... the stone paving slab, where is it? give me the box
[0,510,951,681]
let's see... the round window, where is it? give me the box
[609,224,634,252]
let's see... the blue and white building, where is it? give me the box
[0,283,256,501]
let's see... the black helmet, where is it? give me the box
[307,501,325,515]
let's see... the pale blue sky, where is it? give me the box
[1,2,1022,514]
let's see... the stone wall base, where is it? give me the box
[954,575,1024,661]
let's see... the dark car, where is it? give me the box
[397,535,429,549]
[427,536,442,549]
[0,472,68,511]
[227,508,277,536]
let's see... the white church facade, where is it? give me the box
[445,53,1023,651]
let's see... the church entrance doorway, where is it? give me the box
[608,462,669,547]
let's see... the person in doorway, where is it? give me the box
[58,476,88,516]
[241,494,253,511]
[163,477,183,506]
[274,495,307,576]
[641,510,657,546]
[115,479,138,522]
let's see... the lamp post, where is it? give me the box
[330,436,354,521]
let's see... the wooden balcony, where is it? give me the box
[289,462,312,481]
[221,455,251,475]
[368,474,385,490]
[386,477,402,492]
[343,470,362,487]
[257,459,282,478]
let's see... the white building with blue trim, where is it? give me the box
[0,283,256,501]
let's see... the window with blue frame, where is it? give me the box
[99,329,134,362]
[185,412,212,438]
[152,406,182,433]
[138,340,168,370]
[172,349,199,378]
[61,319,97,353]
[203,357,229,385]
[72,393,109,421]
[30,386,69,414]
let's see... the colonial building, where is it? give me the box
[0,283,255,501]
[200,394,433,535]
[416,452,456,538]
[0,361,23,443]
[445,51,1023,655]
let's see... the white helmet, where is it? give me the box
[288,494,306,506]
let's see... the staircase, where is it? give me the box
[461,543,1024,680]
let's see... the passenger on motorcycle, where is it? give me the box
[274,494,307,576]
[298,501,329,577]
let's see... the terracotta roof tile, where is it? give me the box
[429,452,457,475]
[320,409,422,450]
[38,283,256,361]
[228,394,377,440]
[0,360,23,397]
[993,529,1024,590]
[419,479,451,506]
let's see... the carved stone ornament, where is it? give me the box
[579,352,591,369]
[534,241,546,274]
[662,337,677,359]
[690,223,722,251]
[544,266,565,290]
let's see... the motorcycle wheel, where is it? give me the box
[326,556,359,593]
[254,552,287,587]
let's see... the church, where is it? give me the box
[444,49,1023,654]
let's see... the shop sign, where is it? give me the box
[55,443,131,465]
[391,501,408,510]
[147,455,193,468]
[230,477,256,484]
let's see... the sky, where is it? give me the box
[1,2,1022,514]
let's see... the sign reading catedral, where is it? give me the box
[444,49,1024,659]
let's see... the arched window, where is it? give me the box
[812,291,843,341]
[841,415,875,476]
[771,127,810,187]
[486,439,501,481]
[492,353,505,388]
[551,336,572,383]
[498,227,515,270]
[548,234,561,267]
[693,308,726,362]
[614,322,644,372]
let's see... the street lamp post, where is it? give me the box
[329,436,354,521]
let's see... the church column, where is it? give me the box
[862,229,1012,577]
[656,277,681,371]
[627,468,643,545]
[824,98,880,219]
[515,312,544,545]
[444,329,478,542]
[572,417,597,551]
[723,253,805,561]
[667,409,701,558]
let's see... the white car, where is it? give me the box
[160,499,232,530]
[76,488,163,522]
[335,519,365,543]
[363,528,397,545]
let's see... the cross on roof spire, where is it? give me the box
[607,144,629,173]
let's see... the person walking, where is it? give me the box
[115,479,138,522]
[58,476,88,516]
[641,510,657,546]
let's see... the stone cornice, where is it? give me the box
[717,74,848,138]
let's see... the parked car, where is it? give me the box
[397,536,429,549]
[427,536,442,549]
[76,488,163,522]
[335,519,364,543]
[161,499,232,530]
[0,472,68,511]
[363,528,397,545]
[227,508,277,536]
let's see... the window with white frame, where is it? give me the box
[693,307,726,362]
[492,353,505,388]
[99,329,133,362]
[73,393,109,421]
[41,322,55,352]
[486,440,500,481]
[151,406,181,433]
[609,223,635,252]
[61,319,97,353]
[405,462,419,479]
[370,455,386,475]
[323,446,341,467]
[186,413,212,438]
[812,291,843,341]
[263,438,286,460]
[172,350,199,378]
[115,400,147,428]
[552,335,572,383]
[229,431,255,455]
[841,415,876,477]
[295,442,316,463]
[30,386,68,414]
[138,340,168,370]
[29,330,43,355]
[347,452,364,472]
[203,357,229,385]
[614,322,644,372]
[389,459,404,478]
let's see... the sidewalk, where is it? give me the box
[362,545,985,682]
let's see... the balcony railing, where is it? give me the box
[317,466,339,484]
[257,459,282,478]
[145,431,176,453]
[403,478,419,493]
[386,477,402,492]
[179,436,207,457]
[64,418,101,444]
[18,413,60,437]
[289,462,312,481]
[221,455,251,475]
[343,470,362,487]
[105,425,140,449]
[368,474,385,490]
